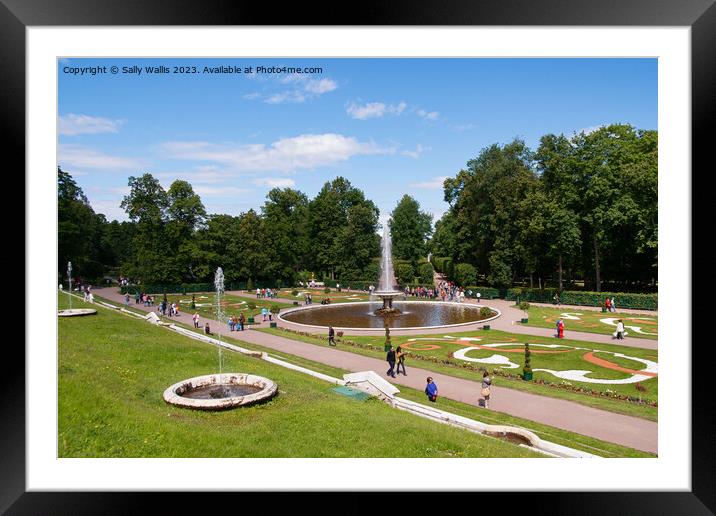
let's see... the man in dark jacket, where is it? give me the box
[328,326,336,346]
[386,346,396,377]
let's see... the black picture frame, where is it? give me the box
[4,0,713,513]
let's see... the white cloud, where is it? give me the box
[58,144,144,170]
[253,178,296,188]
[59,113,125,136]
[346,101,406,120]
[88,199,129,222]
[402,144,429,159]
[417,109,440,121]
[409,176,448,189]
[246,76,337,104]
[161,133,394,172]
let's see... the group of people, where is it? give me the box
[385,345,407,377]
[304,293,314,304]
[402,285,436,299]
[255,288,278,299]
[226,313,246,331]
[436,281,468,303]
[605,296,618,312]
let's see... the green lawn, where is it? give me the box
[519,305,658,340]
[258,327,658,421]
[76,294,655,458]
[58,294,545,458]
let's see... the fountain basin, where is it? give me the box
[58,308,97,317]
[163,373,277,411]
[279,301,501,331]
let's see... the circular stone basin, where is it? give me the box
[58,308,98,317]
[279,301,498,330]
[163,373,277,411]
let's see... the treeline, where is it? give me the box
[430,124,657,292]
[58,169,381,285]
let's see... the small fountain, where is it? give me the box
[58,261,97,317]
[373,226,402,316]
[163,266,278,411]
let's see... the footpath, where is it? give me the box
[95,287,658,454]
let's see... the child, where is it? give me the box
[425,377,438,402]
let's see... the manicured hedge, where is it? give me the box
[431,256,454,278]
[463,286,502,300]
[505,287,657,310]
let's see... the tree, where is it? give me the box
[57,167,106,279]
[166,180,206,282]
[388,195,433,262]
[309,177,379,280]
[120,173,172,283]
[261,188,310,284]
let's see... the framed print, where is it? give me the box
[5,0,714,513]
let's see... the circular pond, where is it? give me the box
[163,373,277,411]
[279,301,499,330]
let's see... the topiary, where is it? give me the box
[523,343,533,380]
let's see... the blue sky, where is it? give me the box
[58,58,657,225]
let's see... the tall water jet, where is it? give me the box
[374,226,402,316]
[214,267,225,376]
[67,261,73,310]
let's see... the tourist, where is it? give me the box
[59,283,63,291]
[124,293,130,306]
[135,291,141,304]
[605,297,611,312]
[204,322,212,335]
[611,296,617,312]
[395,346,407,376]
[191,295,196,310]
[553,293,560,306]
[256,288,261,299]
[328,326,336,346]
[228,317,234,331]
[558,318,565,339]
[425,377,438,402]
[193,312,200,328]
[615,319,626,340]
[87,292,94,303]
[261,307,268,321]
[238,312,245,331]
[174,303,180,317]
[386,346,397,378]
[481,371,492,408]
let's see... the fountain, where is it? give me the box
[163,266,278,411]
[373,226,402,316]
[58,261,97,317]
[279,224,502,332]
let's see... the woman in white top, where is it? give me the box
[615,319,625,340]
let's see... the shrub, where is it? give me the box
[480,306,493,318]
[324,287,331,294]
[394,262,415,285]
[418,262,434,284]
[505,288,657,310]
[247,302,257,310]
[246,278,254,291]
[454,263,477,286]
[269,304,281,314]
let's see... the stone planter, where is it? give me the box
[248,316,255,324]
[523,371,533,381]
[483,324,491,330]
[521,318,528,323]
[270,322,277,328]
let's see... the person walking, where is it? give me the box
[605,297,611,312]
[615,319,626,340]
[395,346,407,376]
[425,377,438,402]
[328,326,336,346]
[558,318,565,339]
[481,371,492,408]
[193,312,200,328]
[124,293,130,306]
[611,296,617,313]
[238,312,245,331]
[386,346,397,378]
[204,322,212,335]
